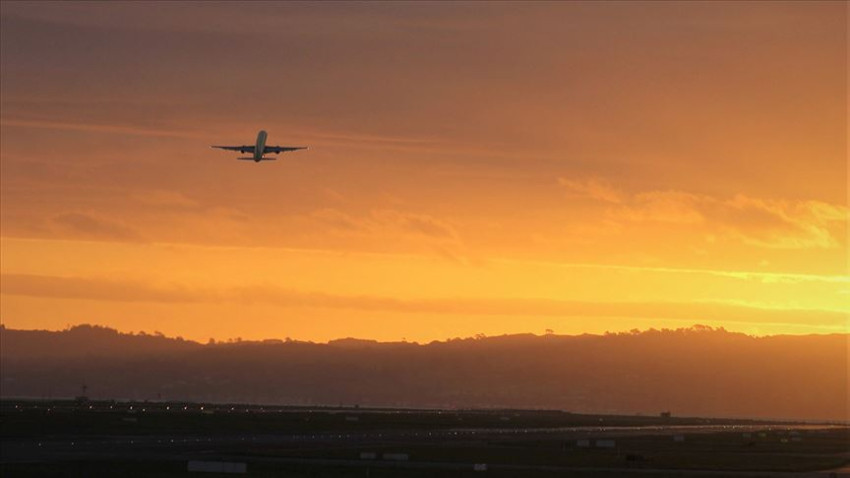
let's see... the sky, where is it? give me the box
[0,1,847,343]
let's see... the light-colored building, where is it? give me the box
[187,461,246,474]
[383,453,409,461]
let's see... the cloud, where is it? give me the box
[131,190,199,208]
[50,212,142,241]
[558,178,624,204]
[372,209,458,239]
[613,191,705,224]
[0,274,191,303]
[708,196,846,249]
[130,189,249,223]
[1,273,844,327]
[320,187,347,203]
[560,179,847,250]
[310,208,365,232]
[204,206,250,223]
[0,118,202,139]
[308,208,459,240]
[637,193,847,249]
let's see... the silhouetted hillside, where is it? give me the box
[0,324,200,359]
[1,325,846,421]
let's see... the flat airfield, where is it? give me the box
[1,400,847,477]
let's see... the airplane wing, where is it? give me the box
[264,145,308,154]
[211,145,255,153]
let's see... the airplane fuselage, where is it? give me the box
[254,130,268,161]
[212,130,306,161]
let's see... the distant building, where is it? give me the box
[187,461,246,474]
[576,439,590,448]
[383,453,409,461]
[595,439,616,448]
[660,411,671,418]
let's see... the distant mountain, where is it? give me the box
[1,324,846,421]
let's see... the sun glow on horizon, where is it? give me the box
[1,2,846,342]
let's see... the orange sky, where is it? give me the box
[1,2,847,342]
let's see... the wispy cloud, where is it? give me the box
[0,118,203,139]
[558,179,847,250]
[613,191,704,224]
[558,178,624,204]
[50,212,142,242]
[310,208,365,232]
[131,190,200,208]
[372,209,458,239]
[309,208,459,241]
[2,273,844,327]
[490,257,849,285]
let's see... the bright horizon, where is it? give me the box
[1,2,847,343]
[2,322,846,347]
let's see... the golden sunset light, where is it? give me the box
[1,2,846,343]
[1,4,849,473]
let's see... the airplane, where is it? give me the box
[211,130,307,162]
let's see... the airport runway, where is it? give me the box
[1,422,822,462]
[3,423,847,478]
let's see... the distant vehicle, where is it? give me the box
[211,130,307,162]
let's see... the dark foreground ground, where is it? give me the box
[1,400,848,477]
